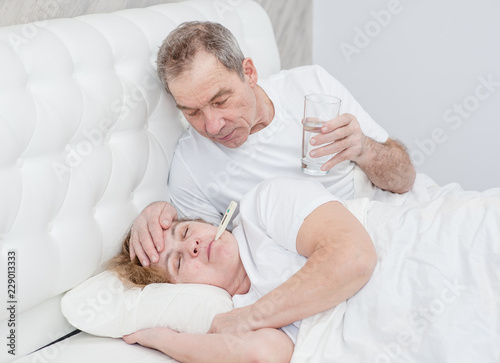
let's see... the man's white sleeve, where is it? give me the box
[168,152,222,226]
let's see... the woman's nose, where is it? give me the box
[188,240,200,257]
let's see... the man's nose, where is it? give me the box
[205,109,225,135]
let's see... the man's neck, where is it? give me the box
[249,85,275,135]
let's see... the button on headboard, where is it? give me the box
[0,1,280,360]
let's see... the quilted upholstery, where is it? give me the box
[0,1,280,360]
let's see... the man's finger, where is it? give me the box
[130,229,156,266]
[321,113,351,133]
[159,205,178,230]
[149,220,166,254]
[132,244,151,267]
[129,229,138,261]
[321,150,349,171]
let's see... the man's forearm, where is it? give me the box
[357,137,416,193]
[240,244,375,331]
[210,202,377,335]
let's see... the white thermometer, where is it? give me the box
[215,201,237,240]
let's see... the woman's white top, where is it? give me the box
[231,177,341,342]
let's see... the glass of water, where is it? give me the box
[301,94,342,175]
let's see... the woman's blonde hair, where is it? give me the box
[106,230,172,287]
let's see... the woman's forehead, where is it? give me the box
[168,219,212,237]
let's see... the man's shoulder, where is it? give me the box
[169,129,214,192]
[266,64,329,81]
[260,65,339,107]
[170,129,209,171]
[171,127,229,176]
[262,65,339,96]
[175,127,214,155]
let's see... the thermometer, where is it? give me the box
[215,201,237,240]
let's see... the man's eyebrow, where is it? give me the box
[210,88,232,102]
[175,103,194,111]
[175,88,233,111]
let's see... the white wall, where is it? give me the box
[313,0,500,191]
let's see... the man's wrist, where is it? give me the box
[244,297,286,331]
[354,135,376,167]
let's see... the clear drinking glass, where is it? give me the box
[301,94,342,176]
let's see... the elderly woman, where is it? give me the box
[108,177,376,362]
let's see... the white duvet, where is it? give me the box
[292,173,500,362]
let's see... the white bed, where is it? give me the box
[1,1,498,362]
[292,172,500,362]
[0,1,279,362]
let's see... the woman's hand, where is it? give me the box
[123,327,175,349]
[129,201,178,266]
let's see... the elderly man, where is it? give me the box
[131,21,414,264]
[129,21,414,335]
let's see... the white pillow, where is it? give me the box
[61,271,233,338]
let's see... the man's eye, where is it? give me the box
[215,98,228,107]
[188,110,200,117]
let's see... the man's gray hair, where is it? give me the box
[156,21,246,94]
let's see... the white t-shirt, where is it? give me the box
[231,177,340,342]
[168,65,388,225]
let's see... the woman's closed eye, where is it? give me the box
[177,255,182,271]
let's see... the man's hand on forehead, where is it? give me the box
[129,201,178,267]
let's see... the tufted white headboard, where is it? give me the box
[0,1,280,361]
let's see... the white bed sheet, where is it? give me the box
[13,331,177,363]
[292,173,500,362]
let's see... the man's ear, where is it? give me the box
[242,57,258,86]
